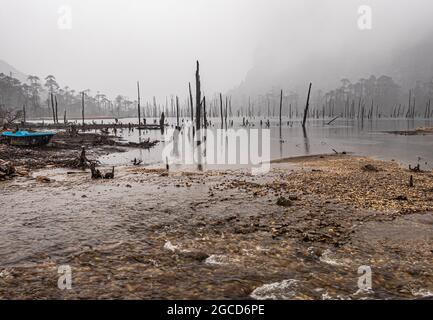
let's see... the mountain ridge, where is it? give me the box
[0,59,28,83]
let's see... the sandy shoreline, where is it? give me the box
[0,154,432,299]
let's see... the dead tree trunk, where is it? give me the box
[412,97,416,119]
[55,95,59,124]
[427,99,431,118]
[137,81,141,126]
[203,96,207,129]
[406,90,412,118]
[50,93,56,124]
[90,162,103,179]
[189,82,194,123]
[220,93,223,129]
[227,98,231,119]
[81,92,85,128]
[195,61,201,134]
[79,147,88,168]
[225,96,228,130]
[176,95,180,128]
[279,89,283,127]
[302,83,312,128]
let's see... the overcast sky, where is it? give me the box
[1,0,433,101]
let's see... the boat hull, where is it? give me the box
[2,131,55,147]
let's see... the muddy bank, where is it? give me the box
[387,126,433,136]
[0,131,158,170]
[19,122,163,131]
[0,155,432,299]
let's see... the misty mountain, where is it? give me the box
[390,38,433,90]
[229,33,433,104]
[0,59,27,83]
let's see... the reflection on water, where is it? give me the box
[93,117,433,170]
[30,117,433,169]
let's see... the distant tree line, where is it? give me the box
[318,75,433,119]
[234,75,433,120]
[0,73,140,120]
[2,72,433,122]
[320,75,401,119]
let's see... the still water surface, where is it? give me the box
[91,117,433,170]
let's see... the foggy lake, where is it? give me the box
[54,117,433,170]
[2,0,433,303]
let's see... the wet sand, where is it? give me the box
[0,155,432,299]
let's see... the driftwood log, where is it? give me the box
[131,158,142,166]
[0,159,16,180]
[126,138,158,149]
[68,147,99,169]
[409,164,421,172]
[90,163,114,180]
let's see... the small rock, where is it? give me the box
[276,196,292,207]
[362,164,379,172]
[36,176,51,183]
[179,251,209,262]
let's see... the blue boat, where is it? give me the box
[1,131,56,146]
